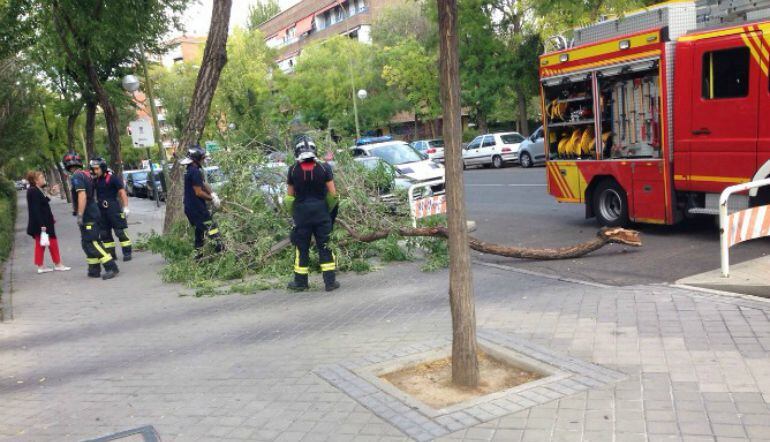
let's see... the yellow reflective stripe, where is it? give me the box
[207,228,219,236]
[120,240,132,247]
[103,242,116,248]
[294,266,309,275]
[92,241,113,263]
[86,258,100,264]
[85,225,92,230]
[320,263,336,272]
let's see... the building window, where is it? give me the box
[336,5,346,22]
[701,47,750,99]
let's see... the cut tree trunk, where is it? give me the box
[437,0,479,388]
[164,0,233,233]
[85,98,96,159]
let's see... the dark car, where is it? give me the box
[126,170,150,198]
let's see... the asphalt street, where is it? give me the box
[463,165,769,286]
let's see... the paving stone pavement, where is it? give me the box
[1,195,770,441]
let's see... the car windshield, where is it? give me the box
[206,169,225,183]
[428,139,445,148]
[369,143,425,165]
[501,133,524,144]
[133,172,148,181]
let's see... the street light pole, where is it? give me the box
[139,44,165,207]
[349,59,361,140]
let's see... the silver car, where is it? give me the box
[410,139,445,162]
[517,126,546,168]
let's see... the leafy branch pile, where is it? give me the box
[140,136,448,295]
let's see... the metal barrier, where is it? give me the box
[407,179,447,228]
[719,178,770,277]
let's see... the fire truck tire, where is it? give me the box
[593,179,629,228]
[519,152,533,168]
[492,155,503,169]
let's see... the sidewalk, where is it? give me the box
[677,254,770,298]
[1,195,770,441]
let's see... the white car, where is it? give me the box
[351,141,446,193]
[463,132,526,169]
[410,139,445,162]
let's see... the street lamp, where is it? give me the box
[121,75,140,93]
[352,88,368,140]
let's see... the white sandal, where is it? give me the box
[37,267,53,274]
[54,265,71,272]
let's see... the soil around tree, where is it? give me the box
[380,352,543,409]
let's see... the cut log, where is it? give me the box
[336,220,641,260]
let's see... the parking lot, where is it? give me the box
[464,166,769,286]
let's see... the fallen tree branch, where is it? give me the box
[336,219,641,260]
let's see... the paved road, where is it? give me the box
[463,166,769,286]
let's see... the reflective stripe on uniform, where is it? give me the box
[320,262,336,272]
[87,258,100,265]
[92,241,113,263]
[207,228,219,236]
[85,225,92,230]
[103,242,116,248]
[294,248,309,274]
[120,240,132,247]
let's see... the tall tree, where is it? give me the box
[436,0,479,387]
[247,0,280,31]
[164,0,234,232]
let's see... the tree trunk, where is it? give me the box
[436,0,479,388]
[52,155,71,203]
[164,0,233,233]
[476,107,488,134]
[66,106,81,152]
[85,98,97,159]
[516,86,529,136]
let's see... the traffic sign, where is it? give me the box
[129,119,155,148]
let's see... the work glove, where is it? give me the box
[122,207,130,217]
[284,195,295,215]
[76,214,84,227]
[325,193,339,214]
[211,192,221,209]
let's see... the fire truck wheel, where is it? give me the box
[519,152,533,168]
[593,179,629,227]
[492,155,503,169]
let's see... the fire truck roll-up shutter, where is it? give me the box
[541,58,659,86]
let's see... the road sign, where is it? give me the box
[205,141,220,154]
[129,119,155,148]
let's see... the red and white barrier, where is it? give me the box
[719,178,770,277]
[407,179,447,227]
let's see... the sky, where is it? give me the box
[178,0,300,36]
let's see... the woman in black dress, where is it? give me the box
[26,171,70,273]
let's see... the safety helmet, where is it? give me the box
[89,157,108,174]
[62,151,83,170]
[294,137,317,162]
[180,144,207,165]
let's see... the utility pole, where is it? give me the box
[349,58,361,140]
[436,0,479,387]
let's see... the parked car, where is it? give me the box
[126,170,150,198]
[410,139,445,162]
[351,140,445,194]
[463,132,526,169]
[204,166,227,192]
[354,157,416,206]
[251,165,286,209]
[15,180,26,190]
[517,126,546,168]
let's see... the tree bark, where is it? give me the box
[437,0,479,388]
[516,85,529,136]
[84,98,97,159]
[164,0,233,233]
[66,108,79,152]
[87,69,123,175]
[476,107,488,134]
[336,220,642,259]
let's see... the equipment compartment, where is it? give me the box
[543,76,597,160]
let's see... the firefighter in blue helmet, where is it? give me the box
[181,144,223,256]
[89,157,132,261]
[285,137,340,292]
[62,151,119,280]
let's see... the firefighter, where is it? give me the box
[285,137,340,292]
[180,144,223,256]
[90,158,132,261]
[62,151,119,280]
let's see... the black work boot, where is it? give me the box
[323,271,340,292]
[87,264,101,278]
[123,249,132,262]
[101,261,119,280]
[287,273,309,291]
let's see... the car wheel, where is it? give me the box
[492,155,503,169]
[593,179,629,227]
[520,152,533,168]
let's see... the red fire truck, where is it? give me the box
[539,0,770,227]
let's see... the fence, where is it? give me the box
[719,178,770,277]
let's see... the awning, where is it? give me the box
[295,15,314,35]
[315,1,341,17]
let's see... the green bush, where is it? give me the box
[0,176,18,294]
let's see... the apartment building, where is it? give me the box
[259,0,399,73]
